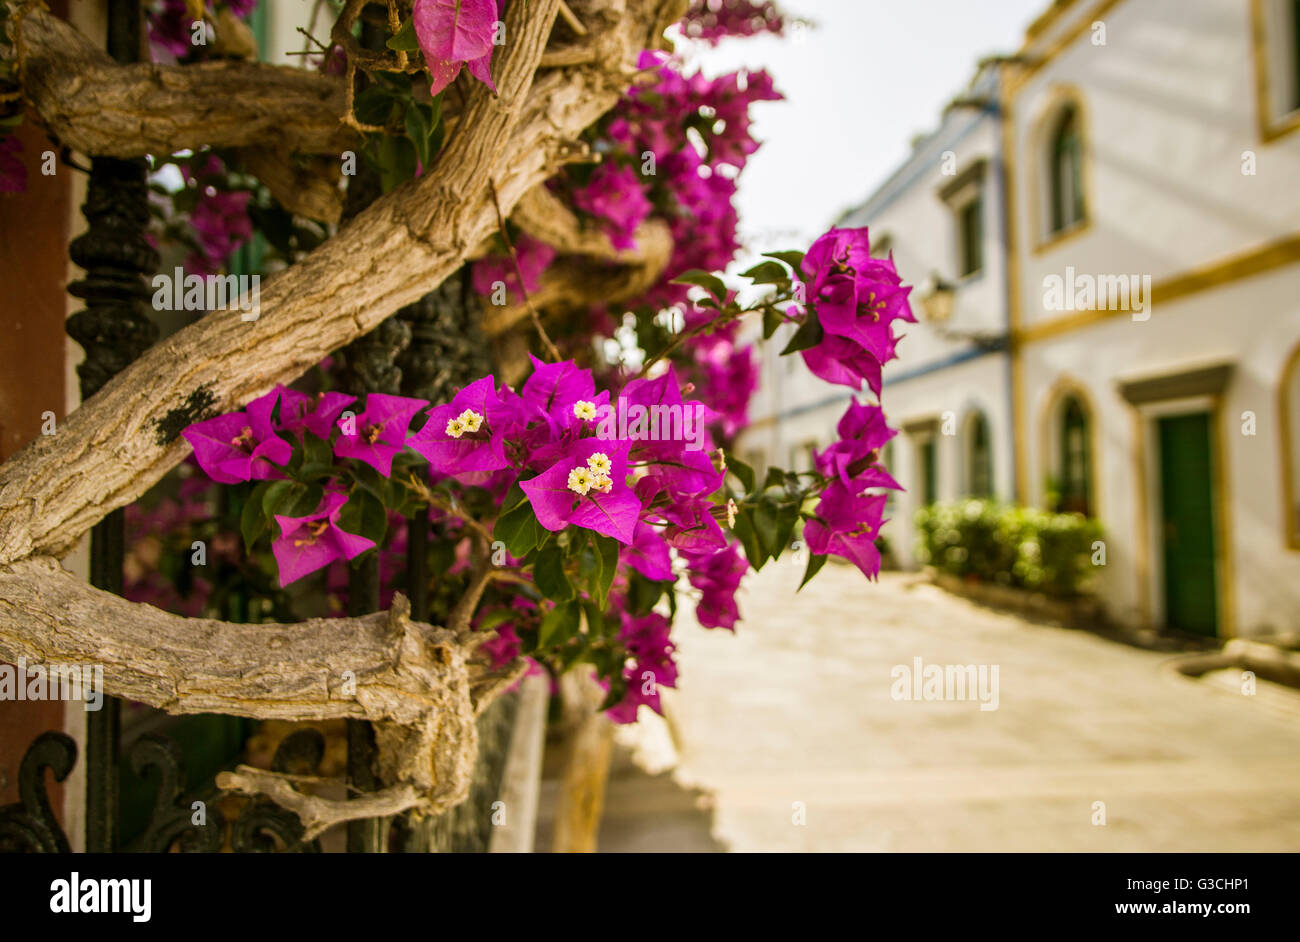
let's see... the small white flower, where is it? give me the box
[458,409,484,432]
[586,451,612,475]
[445,417,467,438]
[726,498,738,528]
[573,400,597,421]
[590,473,613,494]
[567,467,594,495]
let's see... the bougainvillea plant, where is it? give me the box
[120,0,915,724]
[182,224,913,720]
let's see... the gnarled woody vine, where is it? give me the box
[0,0,687,830]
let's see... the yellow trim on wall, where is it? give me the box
[1250,0,1300,144]
[1129,407,1152,628]
[1034,374,1103,517]
[1279,342,1300,550]
[1004,0,1129,504]
[1017,232,1300,343]
[1000,64,1029,504]
[1025,0,1082,41]
[1007,0,1128,96]
[1027,84,1094,256]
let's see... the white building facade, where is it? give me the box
[741,0,1300,639]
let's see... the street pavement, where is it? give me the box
[597,561,1300,852]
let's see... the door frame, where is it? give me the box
[1133,395,1234,636]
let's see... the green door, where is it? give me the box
[1158,413,1218,636]
[919,438,936,506]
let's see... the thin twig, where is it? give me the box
[556,0,588,36]
[640,308,736,377]
[295,24,331,53]
[489,179,562,362]
[449,540,496,638]
[406,472,495,544]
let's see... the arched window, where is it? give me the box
[1057,395,1093,516]
[966,411,993,498]
[1048,105,1085,235]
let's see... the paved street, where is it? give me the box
[598,562,1300,852]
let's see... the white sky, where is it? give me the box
[680,0,1050,253]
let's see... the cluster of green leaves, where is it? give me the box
[492,482,620,642]
[915,499,1104,598]
[724,455,825,590]
[490,481,680,706]
[353,71,445,193]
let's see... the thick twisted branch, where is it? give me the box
[0,0,685,567]
[0,557,517,828]
[7,4,356,159]
[0,0,687,828]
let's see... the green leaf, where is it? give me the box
[597,671,628,712]
[774,500,801,558]
[303,432,333,469]
[780,310,824,355]
[727,454,755,494]
[592,534,620,607]
[627,573,667,615]
[386,17,420,51]
[753,497,781,560]
[261,479,299,518]
[286,483,325,518]
[671,269,728,303]
[581,599,608,639]
[534,545,574,602]
[354,85,397,127]
[761,305,784,340]
[763,250,806,272]
[740,260,789,286]
[538,600,580,649]
[405,103,431,170]
[377,134,418,193]
[798,552,829,591]
[337,489,388,545]
[494,491,541,558]
[732,507,767,572]
[475,609,517,634]
[240,481,274,551]
[350,461,389,502]
[499,483,529,515]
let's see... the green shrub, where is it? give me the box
[914,499,1103,598]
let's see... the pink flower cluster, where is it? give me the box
[680,0,785,44]
[147,0,261,62]
[789,226,912,578]
[179,155,254,277]
[795,226,916,397]
[604,52,781,309]
[471,233,556,305]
